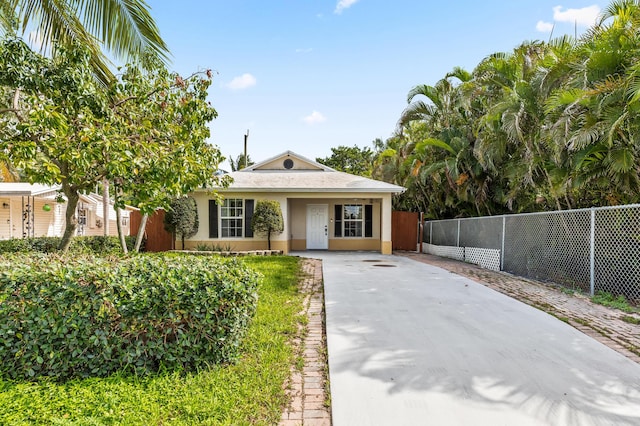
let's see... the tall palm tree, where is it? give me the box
[1,0,169,84]
[543,2,640,206]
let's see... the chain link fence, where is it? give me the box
[423,205,640,302]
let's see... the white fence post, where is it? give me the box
[590,208,595,297]
[456,219,460,247]
[501,216,506,271]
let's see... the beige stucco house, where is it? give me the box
[187,151,405,254]
[0,183,131,240]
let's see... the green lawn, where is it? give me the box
[0,255,304,425]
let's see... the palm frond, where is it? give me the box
[78,0,169,62]
[445,66,471,83]
[606,146,635,173]
[10,0,169,85]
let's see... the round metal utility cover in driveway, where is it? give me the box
[298,251,640,426]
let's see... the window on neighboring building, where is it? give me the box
[343,204,363,237]
[78,208,87,226]
[221,198,244,237]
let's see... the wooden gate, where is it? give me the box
[392,211,419,251]
[130,209,174,252]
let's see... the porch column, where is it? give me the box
[381,195,392,254]
[8,198,13,239]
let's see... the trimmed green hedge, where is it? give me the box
[0,253,259,381]
[0,235,141,254]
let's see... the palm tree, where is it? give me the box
[229,153,254,171]
[544,2,640,206]
[1,0,169,84]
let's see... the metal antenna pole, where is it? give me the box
[244,130,249,169]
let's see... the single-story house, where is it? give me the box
[187,151,405,254]
[0,183,131,240]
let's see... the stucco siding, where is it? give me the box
[190,192,290,243]
[183,239,288,253]
[189,192,389,253]
[329,239,381,251]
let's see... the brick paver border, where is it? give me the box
[397,251,640,364]
[280,259,331,426]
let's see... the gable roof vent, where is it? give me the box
[283,158,294,169]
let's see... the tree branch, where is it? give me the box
[111,70,210,109]
[0,89,25,120]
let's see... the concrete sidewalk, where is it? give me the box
[312,252,640,426]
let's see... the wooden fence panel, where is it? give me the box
[392,211,419,251]
[129,209,173,252]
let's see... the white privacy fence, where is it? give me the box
[423,205,640,301]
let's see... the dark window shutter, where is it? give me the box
[365,204,373,237]
[209,200,218,238]
[334,204,342,237]
[245,199,254,237]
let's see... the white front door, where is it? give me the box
[306,204,328,249]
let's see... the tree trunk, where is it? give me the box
[267,230,271,250]
[115,206,128,254]
[113,187,128,254]
[58,182,80,252]
[134,213,149,252]
[102,179,110,236]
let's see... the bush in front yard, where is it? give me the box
[0,236,141,254]
[0,253,259,381]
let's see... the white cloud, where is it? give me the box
[536,20,554,32]
[334,0,359,14]
[552,5,601,27]
[295,48,313,54]
[226,73,256,90]
[303,111,327,125]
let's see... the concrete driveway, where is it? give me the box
[306,252,640,426]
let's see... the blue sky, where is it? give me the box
[149,1,605,167]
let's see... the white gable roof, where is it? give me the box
[208,151,405,194]
[244,150,335,172]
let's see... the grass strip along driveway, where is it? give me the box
[0,256,305,425]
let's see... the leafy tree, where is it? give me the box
[0,39,228,252]
[0,39,113,251]
[229,153,254,171]
[106,56,230,252]
[251,200,283,250]
[316,145,374,176]
[164,196,199,250]
[1,0,169,85]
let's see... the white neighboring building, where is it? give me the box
[0,183,131,240]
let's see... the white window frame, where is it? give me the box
[342,204,363,238]
[221,198,244,238]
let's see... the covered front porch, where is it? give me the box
[0,183,130,240]
[286,195,393,254]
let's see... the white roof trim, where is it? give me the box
[200,151,406,195]
[0,183,62,197]
[241,150,336,172]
